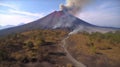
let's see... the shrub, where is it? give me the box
[0,49,8,61]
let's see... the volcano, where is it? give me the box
[0,11,119,36]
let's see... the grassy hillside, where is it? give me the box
[0,30,120,67]
[0,30,71,67]
[67,31,120,67]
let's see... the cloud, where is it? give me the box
[9,9,44,17]
[0,12,44,26]
[79,11,120,27]
[0,3,45,26]
[78,0,120,28]
[0,3,17,9]
[0,4,44,26]
[0,13,43,26]
[0,11,44,26]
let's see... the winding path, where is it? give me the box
[61,36,86,67]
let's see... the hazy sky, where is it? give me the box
[0,0,120,28]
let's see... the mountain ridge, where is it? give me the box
[0,25,15,30]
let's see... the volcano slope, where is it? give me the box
[0,11,119,36]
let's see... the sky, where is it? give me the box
[0,0,120,28]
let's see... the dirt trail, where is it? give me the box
[61,36,86,67]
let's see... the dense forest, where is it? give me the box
[0,30,120,67]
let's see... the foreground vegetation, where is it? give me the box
[0,30,120,67]
[0,30,70,67]
[67,31,120,67]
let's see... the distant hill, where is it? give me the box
[0,23,25,30]
[0,25,14,30]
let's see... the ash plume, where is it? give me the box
[60,0,92,15]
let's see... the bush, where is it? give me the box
[0,49,8,61]
[25,41,34,50]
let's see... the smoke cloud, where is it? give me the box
[60,0,92,15]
